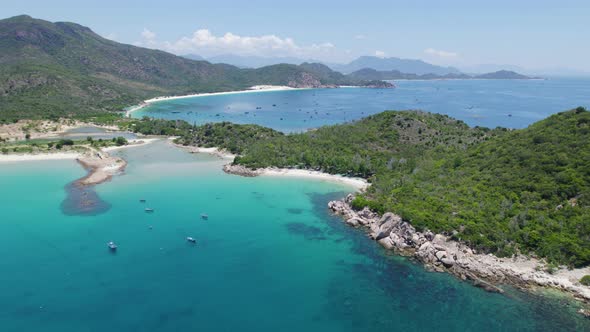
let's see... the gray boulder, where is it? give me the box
[346,217,362,227]
[372,213,401,240]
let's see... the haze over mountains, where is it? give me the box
[182,53,537,78]
[330,56,461,75]
[348,68,532,81]
[183,54,462,74]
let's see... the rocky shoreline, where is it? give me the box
[223,164,261,177]
[328,194,590,306]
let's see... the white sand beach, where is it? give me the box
[0,138,161,184]
[101,138,160,151]
[0,152,81,162]
[173,143,236,160]
[125,85,302,117]
[261,168,369,191]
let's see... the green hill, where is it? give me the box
[0,15,391,121]
[384,107,590,266]
[227,111,502,177]
[169,108,589,266]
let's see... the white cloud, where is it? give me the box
[375,50,386,58]
[424,48,458,58]
[354,34,366,40]
[104,33,118,41]
[135,28,338,60]
[138,28,158,47]
[141,28,156,41]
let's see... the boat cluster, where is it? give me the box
[106,199,208,252]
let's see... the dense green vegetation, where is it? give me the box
[379,108,590,266]
[0,135,128,154]
[234,111,503,177]
[165,108,590,267]
[179,122,283,154]
[581,275,590,286]
[0,15,390,121]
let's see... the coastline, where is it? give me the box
[75,150,127,186]
[75,138,160,185]
[125,85,305,118]
[101,138,160,151]
[261,168,368,191]
[0,119,120,142]
[0,152,81,162]
[172,145,368,191]
[328,194,590,306]
[222,164,368,191]
[0,138,160,185]
[173,142,236,160]
[0,138,159,162]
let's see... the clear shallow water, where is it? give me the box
[1,141,589,331]
[133,78,590,132]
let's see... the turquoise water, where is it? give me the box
[1,141,589,331]
[133,78,590,132]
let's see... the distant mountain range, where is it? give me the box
[209,54,318,69]
[460,64,590,77]
[330,56,462,75]
[182,54,463,75]
[182,53,205,61]
[0,15,391,120]
[182,54,539,79]
[348,68,534,80]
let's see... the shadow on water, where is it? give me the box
[60,181,111,216]
[307,191,590,331]
[287,208,304,214]
[285,222,326,241]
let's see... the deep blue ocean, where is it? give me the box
[2,78,590,331]
[133,78,590,132]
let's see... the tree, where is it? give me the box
[115,136,128,146]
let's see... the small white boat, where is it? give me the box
[139,199,146,203]
[200,213,208,220]
[186,237,196,243]
[107,241,117,250]
[145,208,154,213]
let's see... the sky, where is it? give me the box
[3,0,590,73]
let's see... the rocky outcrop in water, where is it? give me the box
[223,164,261,177]
[328,194,590,303]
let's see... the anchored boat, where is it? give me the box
[107,241,117,251]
